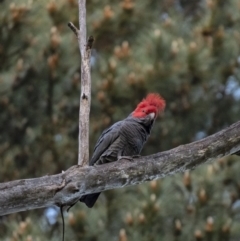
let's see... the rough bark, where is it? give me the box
[0,120,240,216]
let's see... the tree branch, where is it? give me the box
[78,0,92,166]
[67,22,78,37]
[0,121,240,216]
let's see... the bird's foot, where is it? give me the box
[132,155,141,158]
[117,155,141,162]
[117,156,133,162]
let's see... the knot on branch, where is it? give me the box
[86,36,94,50]
[54,181,81,206]
[82,93,88,100]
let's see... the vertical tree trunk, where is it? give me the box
[77,0,92,166]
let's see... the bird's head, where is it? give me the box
[132,93,166,119]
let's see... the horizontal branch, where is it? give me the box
[1,121,240,216]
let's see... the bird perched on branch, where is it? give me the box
[80,93,166,208]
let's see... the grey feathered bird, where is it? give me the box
[80,93,166,208]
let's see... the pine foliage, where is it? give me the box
[0,0,240,240]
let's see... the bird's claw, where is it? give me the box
[117,155,141,162]
[132,155,141,158]
[117,156,133,162]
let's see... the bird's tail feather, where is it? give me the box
[79,192,101,208]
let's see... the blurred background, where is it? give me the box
[0,0,240,240]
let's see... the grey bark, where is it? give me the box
[0,120,240,216]
[78,0,91,166]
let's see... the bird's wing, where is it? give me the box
[89,121,123,165]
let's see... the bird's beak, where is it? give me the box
[149,112,155,119]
